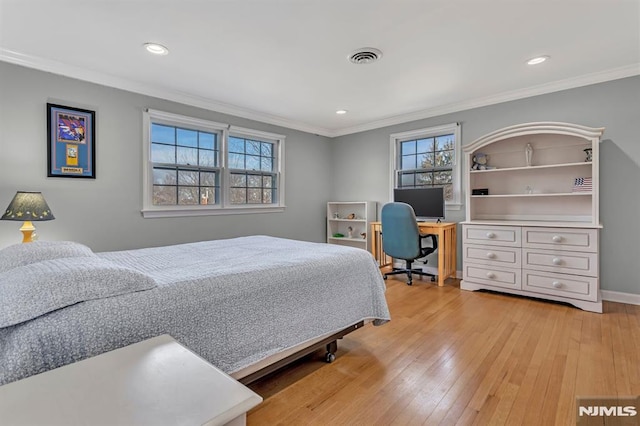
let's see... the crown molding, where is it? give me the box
[328,63,640,137]
[2,48,638,139]
[0,48,332,137]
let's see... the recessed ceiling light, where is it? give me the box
[336,110,348,115]
[144,42,169,56]
[527,55,549,65]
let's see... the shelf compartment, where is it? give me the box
[471,192,591,198]
[470,161,591,174]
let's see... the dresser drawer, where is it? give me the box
[463,225,521,247]
[464,245,521,268]
[522,227,598,253]
[463,264,521,290]
[522,270,597,301]
[522,248,598,277]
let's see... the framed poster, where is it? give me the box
[47,103,96,178]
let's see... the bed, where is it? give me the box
[0,235,390,386]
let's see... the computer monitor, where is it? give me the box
[393,187,445,221]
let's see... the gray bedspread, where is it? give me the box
[0,236,390,385]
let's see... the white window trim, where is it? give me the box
[389,122,462,211]
[142,109,286,218]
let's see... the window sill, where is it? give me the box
[141,205,285,218]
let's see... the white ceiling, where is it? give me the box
[1,0,639,137]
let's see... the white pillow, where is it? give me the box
[0,241,95,273]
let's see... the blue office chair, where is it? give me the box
[381,202,438,285]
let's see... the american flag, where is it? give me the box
[572,177,592,192]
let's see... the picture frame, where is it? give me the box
[47,103,96,178]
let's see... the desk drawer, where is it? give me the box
[463,264,521,290]
[463,225,521,247]
[522,227,597,252]
[464,245,521,268]
[522,249,598,277]
[522,270,598,301]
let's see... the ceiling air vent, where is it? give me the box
[348,48,383,64]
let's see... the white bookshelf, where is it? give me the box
[461,122,604,313]
[327,201,376,252]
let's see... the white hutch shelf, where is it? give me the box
[327,202,376,252]
[461,122,604,313]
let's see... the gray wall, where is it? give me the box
[331,76,640,295]
[1,61,638,295]
[0,62,333,251]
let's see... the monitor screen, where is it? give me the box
[393,187,445,220]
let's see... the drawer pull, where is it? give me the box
[552,235,563,243]
[486,232,496,239]
[486,252,496,259]
[552,257,563,265]
[552,281,563,289]
[486,272,496,279]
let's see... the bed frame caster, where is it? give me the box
[325,341,337,363]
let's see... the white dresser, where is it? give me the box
[460,122,603,313]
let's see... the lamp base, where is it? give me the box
[20,221,36,243]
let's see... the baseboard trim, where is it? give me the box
[601,290,640,306]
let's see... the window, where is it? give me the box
[390,123,461,209]
[142,110,285,218]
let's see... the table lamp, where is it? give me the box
[1,191,55,243]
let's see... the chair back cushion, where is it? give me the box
[381,202,421,260]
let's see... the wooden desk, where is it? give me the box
[371,221,457,287]
[0,335,262,426]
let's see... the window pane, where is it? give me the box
[200,172,216,187]
[400,173,414,187]
[263,189,273,203]
[435,134,454,151]
[229,137,245,153]
[153,168,176,185]
[444,184,453,201]
[416,172,433,185]
[200,187,215,204]
[230,188,246,204]
[419,153,434,168]
[151,124,175,144]
[230,173,246,187]
[434,171,452,184]
[199,132,215,150]
[153,185,177,205]
[246,140,261,155]
[401,155,416,170]
[229,153,244,169]
[177,128,198,147]
[263,175,272,188]
[151,143,175,163]
[178,187,199,205]
[417,138,433,154]
[178,170,198,185]
[247,175,261,187]
[176,147,198,166]
[199,150,216,167]
[435,150,454,167]
[247,188,262,204]
[261,157,272,171]
[246,155,260,170]
[261,143,272,157]
[401,140,416,155]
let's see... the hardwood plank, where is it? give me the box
[247,278,640,425]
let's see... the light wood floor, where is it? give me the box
[247,274,640,425]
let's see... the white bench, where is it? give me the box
[0,335,262,425]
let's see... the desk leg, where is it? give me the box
[437,229,445,286]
